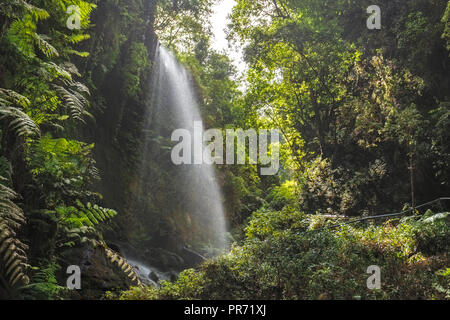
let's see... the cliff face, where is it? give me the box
[80,0,158,241]
[81,1,201,268]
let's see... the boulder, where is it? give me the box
[59,243,132,299]
[142,247,185,270]
[149,271,159,283]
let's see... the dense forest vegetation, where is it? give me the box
[0,0,449,300]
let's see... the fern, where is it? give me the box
[33,33,59,58]
[19,261,67,300]
[6,16,36,58]
[0,0,43,20]
[10,0,49,21]
[0,88,40,139]
[0,88,30,108]
[55,202,117,229]
[0,178,29,289]
[104,246,142,286]
[0,106,40,138]
[53,81,92,123]
[64,49,90,57]
[5,2,55,59]
[74,200,117,227]
[39,62,73,81]
[65,34,90,44]
[59,62,82,77]
[60,225,101,248]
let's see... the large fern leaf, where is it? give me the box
[104,246,142,286]
[0,0,39,20]
[0,88,39,139]
[53,81,92,123]
[7,0,49,21]
[0,88,30,108]
[73,200,117,227]
[39,62,73,81]
[33,33,59,58]
[0,106,40,138]
[0,179,29,289]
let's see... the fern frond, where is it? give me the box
[53,82,91,123]
[0,88,30,108]
[33,33,59,58]
[0,0,48,20]
[39,62,72,81]
[103,246,142,287]
[59,62,81,77]
[74,201,117,226]
[0,178,29,288]
[0,105,40,138]
[62,225,100,247]
[65,49,89,57]
[6,17,36,58]
[17,1,49,21]
[65,34,90,44]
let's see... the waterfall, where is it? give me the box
[135,43,228,256]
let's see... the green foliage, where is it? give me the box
[443,1,450,52]
[59,225,100,248]
[227,0,450,219]
[6,12,51,59]
[122,210,449,300]
[429,102,450,188]
[114,285,158,300]
[155,0,214,52]
[49,199,140,287]
[1,0,94,130]
[118,268,204,300]
[121,42,150,98]
[0,0,145,299]
[20,260,67,300]
[49,199,118,249]
[266,179,298,210]
[245,207,305,240]
[411,211,450,255]
[434,267,450,298]
[50,199,139,286]
[27,134,99,205]
[1,0,449,301]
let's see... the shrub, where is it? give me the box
[119,211,450,300]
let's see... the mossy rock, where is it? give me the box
[59,243,132,299]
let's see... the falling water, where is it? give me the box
[135,43,227,254]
